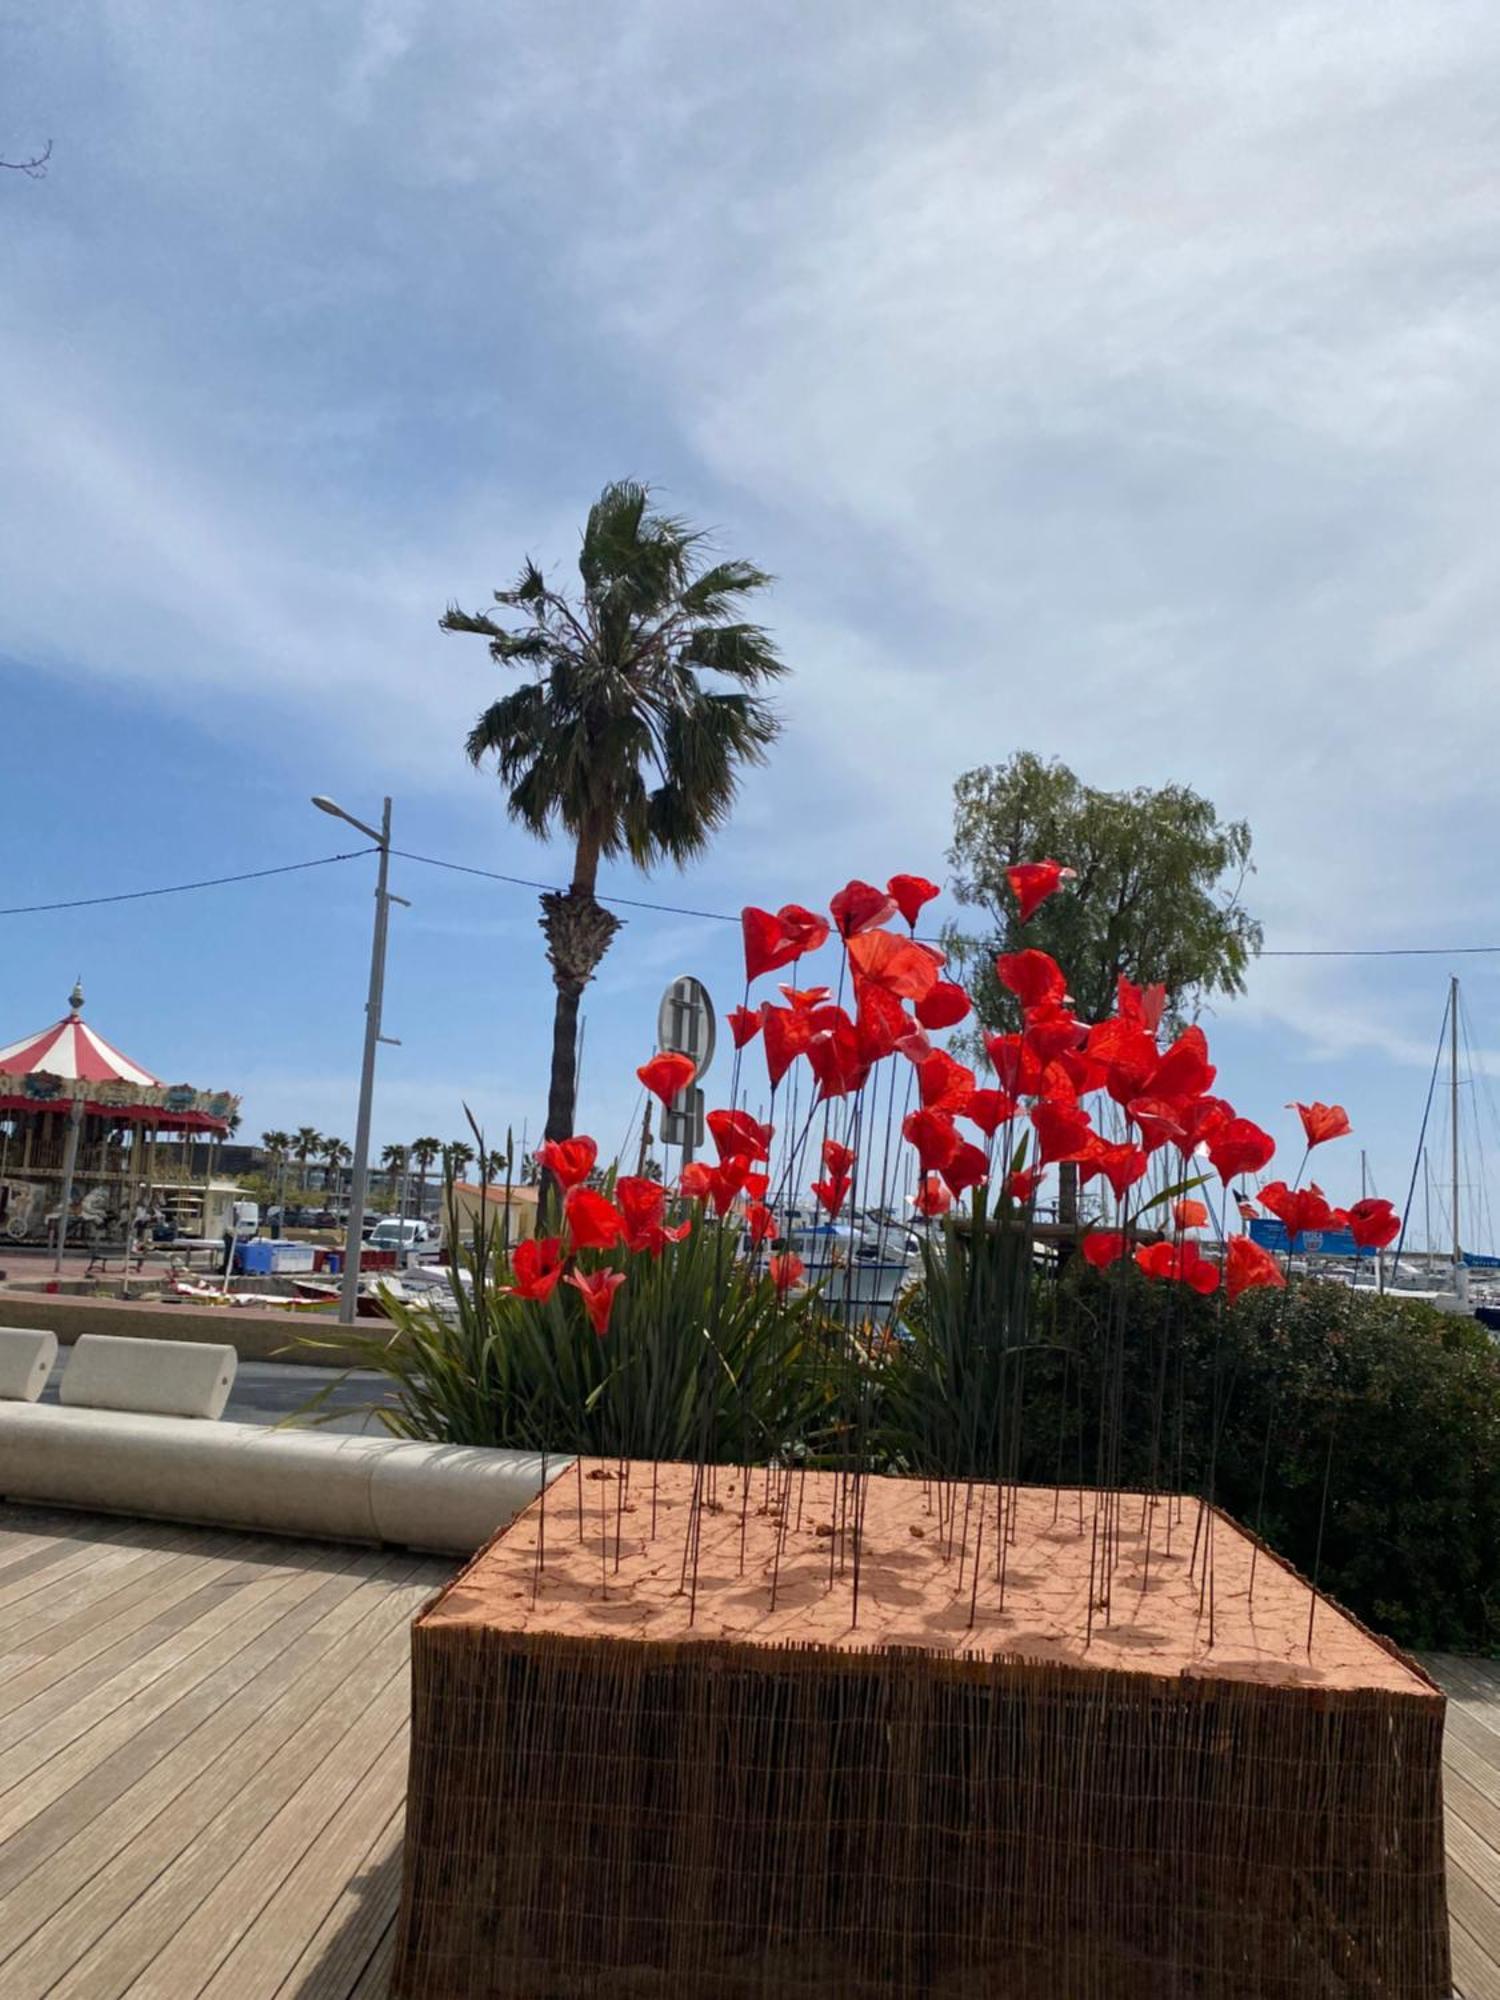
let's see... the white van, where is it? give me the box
[366,1217,438,1267]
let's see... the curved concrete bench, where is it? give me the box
[0,1328,57,1402]
[0,1404,557,1556]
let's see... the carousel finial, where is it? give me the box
[68,977,84,1018]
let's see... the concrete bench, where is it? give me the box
[60,1332,236,1420]
[0,1328,57,1403]
[0,1402,556,1555]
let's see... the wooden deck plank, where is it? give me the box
[267,1810,403,2000]
[0,1532,249,1663]
[345,1918,397,2000]
[104,1658,415,1996]
[0,1556,378,1919]
[197,1748,408,1998]
[1451,1915,1500,2000]
[0,1552,327,1805]
[3,1564,435,2000]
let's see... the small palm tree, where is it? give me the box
[443,480,785,1143]
[293,1127,322,1197]
[409,1136,441,1220]
[262,1131,292,1215]
[320,1136,351,1206]
[380,1142,408,1206]
[444,1140,476,1183]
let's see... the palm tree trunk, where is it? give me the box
[539,833,620,1145]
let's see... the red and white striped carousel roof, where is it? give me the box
[0,1007,160,1088]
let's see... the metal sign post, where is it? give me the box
[655,976,716,1167]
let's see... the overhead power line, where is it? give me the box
[3,841,1500,958]
[0,849,378,918]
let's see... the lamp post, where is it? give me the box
[312,794,405,1324]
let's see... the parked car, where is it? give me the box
[366,1216,441,1267]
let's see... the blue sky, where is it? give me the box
[5,1,1500,1244]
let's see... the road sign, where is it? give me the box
[660,1085,705,1151]
[656,975,716,1078]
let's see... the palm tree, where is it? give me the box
[320,1136,351,1208]
[261,1131,292,1216]
[443,480,785,1143]
[444,1140,476,1184]
[409,1136,441,1220]
[380,1142,408,1209]
[292,1127,322,1197]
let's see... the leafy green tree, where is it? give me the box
[946,753,1261,1217]
[946,752,1261,1031]
[443,480,786,1144]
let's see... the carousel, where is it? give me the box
[0,982,240,1259]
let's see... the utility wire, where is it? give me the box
[8,839,1500,958]
[0,849,378,918]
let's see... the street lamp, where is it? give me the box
[312,794,406,1324]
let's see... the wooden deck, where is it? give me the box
[0,1502,1495,1997]
[0,1504,451,1999]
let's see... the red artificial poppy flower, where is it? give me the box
[1172,1198,1210,1231]
[679,1161,715,1201]
[537,1135,598,1189]
[778,904,831,956]
[1176,1094,1234,1158]
[895,1024,933,1065]
[1126,1097,1185,1151]
[779,983,833,1011]
[911,1174,953,1217]
[707,1107,773,1162]
[846,928,944,1001]
[743,1170,769,1200]
[919,1049,976,1114]
[614,1176,677,1256]
[1004,1165,1044,1204]
[1076,1138,1150,1201]
[1116,975,1167,1032]
[1086,1018,1160,1107]
[761,1003,813,1087]
[1005,858,1075,923]
[1054,1045,1109,1096]
[768,1251,805,1295]
[744,1200,777,1245]
[1347,1196,1400,1250]
[1146,1027,1216,1106]
[1206,1117,1276,1184]
[1291,1101,1352,1149]
[807,1008,868,1101]
[741,907,803,983]
[830,880,898,938]
[704,1156,752,1216]
[567,1265,626,1337]
[1135,1240,1219,1295]
[1258,1181,1345,1241]
[506,1234,564,1301]
[853,980,912,1064]
[940,1141,989,1198]
[887,874,940,929]
[1025,1012,1085,1072]
[565,1185,626,1251]
[811,1174,851,1217]
[1225,1235,1286,1304]
[903,1106,960,1173]
[965,1088,1017,1137]
[1030,1098,1094,1166]
[727,1005,762,1049]
[1080,1231,1127,1270]
[822,1139,856,1178]
[984,1031,1043,1099]
[915,980,971,1031]
[996,949,1068,1011]
[637,1051,696,1106]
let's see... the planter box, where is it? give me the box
[393,1464,1448,1999]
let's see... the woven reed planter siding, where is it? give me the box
[393,1465,1449,1999]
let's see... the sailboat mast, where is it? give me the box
[1451,974,1461,1272]
[1423,1147,1433,1273]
